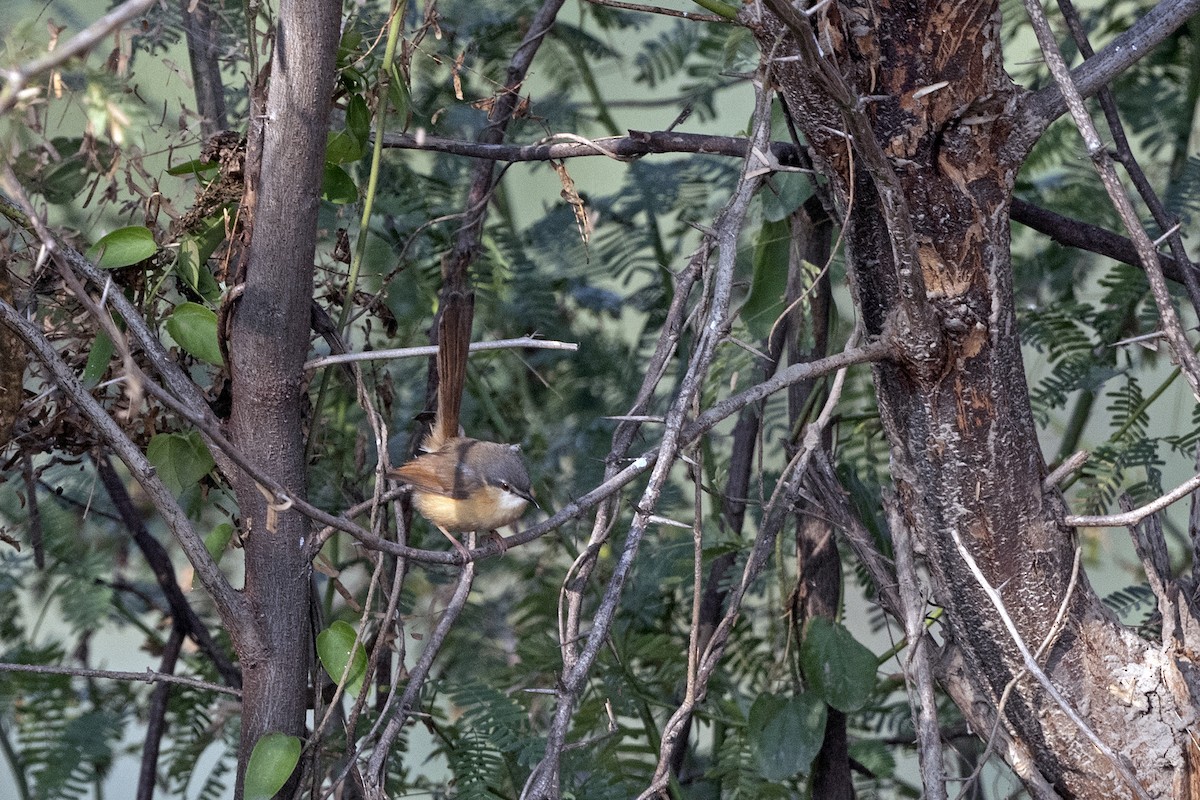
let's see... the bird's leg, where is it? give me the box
[436,524,473,563]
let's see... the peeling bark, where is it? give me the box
[751,1,1200,796]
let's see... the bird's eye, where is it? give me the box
[499,481,511,492]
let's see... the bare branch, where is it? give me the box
[1065,468,1200,528]
[362,545,476,795]
[1054,0,1200,315]
[639,327,859,799]
[1011,198,1193,283]
[887,499,946,799]
[525,72,774,800]
[0,296,246,626]
[581,0,730,23]
[378,127,801,164]
[1018,0,1200,142]
[0,0,158,115]
[1022,0,1200,401]
[0,661,241,697]
[304,336,578,372]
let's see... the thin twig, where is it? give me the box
[0,296,247,625]
[303,336,578,372]
[1023,0,1200,400]
[1055,0,1200,315]
[526,71,774,800]
[638,328,861,799]
[581,0,729,23]
[1043,450,1089,490]
[362,541,476,795]
[953,546,1083,800]
[948,525,1151,799]
[136,624,185,800]
[0,661,241,697]
[0,0,158,115]
[887,499,946,800]
[95,455,241,688]
[1065,468,1200,528]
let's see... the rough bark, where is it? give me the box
[750,1,1200,796]
[226,0,340,793]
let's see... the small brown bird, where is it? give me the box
[390,290,535,560]
[393,437,536,558]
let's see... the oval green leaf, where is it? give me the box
[165,302,223,365]
[81,332,115,387]
[317,620,367,696]
[146,432,215,495]
[741,218,790,341]
[800,617,878,712]
[747,691,826,780]
[244,732,301,800]
[87,226,158,269]
[346,92,370,147]
[326,130,364,165]
[321,163,358,204]
[205,522,234,562]
[166,158,218,176]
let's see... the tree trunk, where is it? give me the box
[226,0,340,793]
[751,2,1200,796]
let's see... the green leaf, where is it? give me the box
[760,172,813,222]
[147,432,215,495]
[165,302,223,365]
[82,332,115,386]
[346,93,370,147]
[205,522,234,561]
[800,617,878,712]
[175,215,227,302]
[244,732,301,800]
[176,236,223,302]
[166,159,218,176]
[388,65,411,129]
[87,226,158,269]
[321,163,358,204]
[317,620,367,696]
[741,218,791,340]
[40,158,89,204]
[326,130,364,165]
[747,692,826,780]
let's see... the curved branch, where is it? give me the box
[1022,0,1200,400]
[1011,198,1191,284]
[526,76,772,800]
[0,297,246,626]
[1016,0,1200,144]
[0,0,158,115]
[1065,468,1200,528]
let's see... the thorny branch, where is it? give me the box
[522,73,776,800]
[377,129,1200,286]
[1053,0,1200,316]
[0,660,240,697]
[1023,0,1200,402]
[1018,0,1200,142]
[638,327,860,800]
